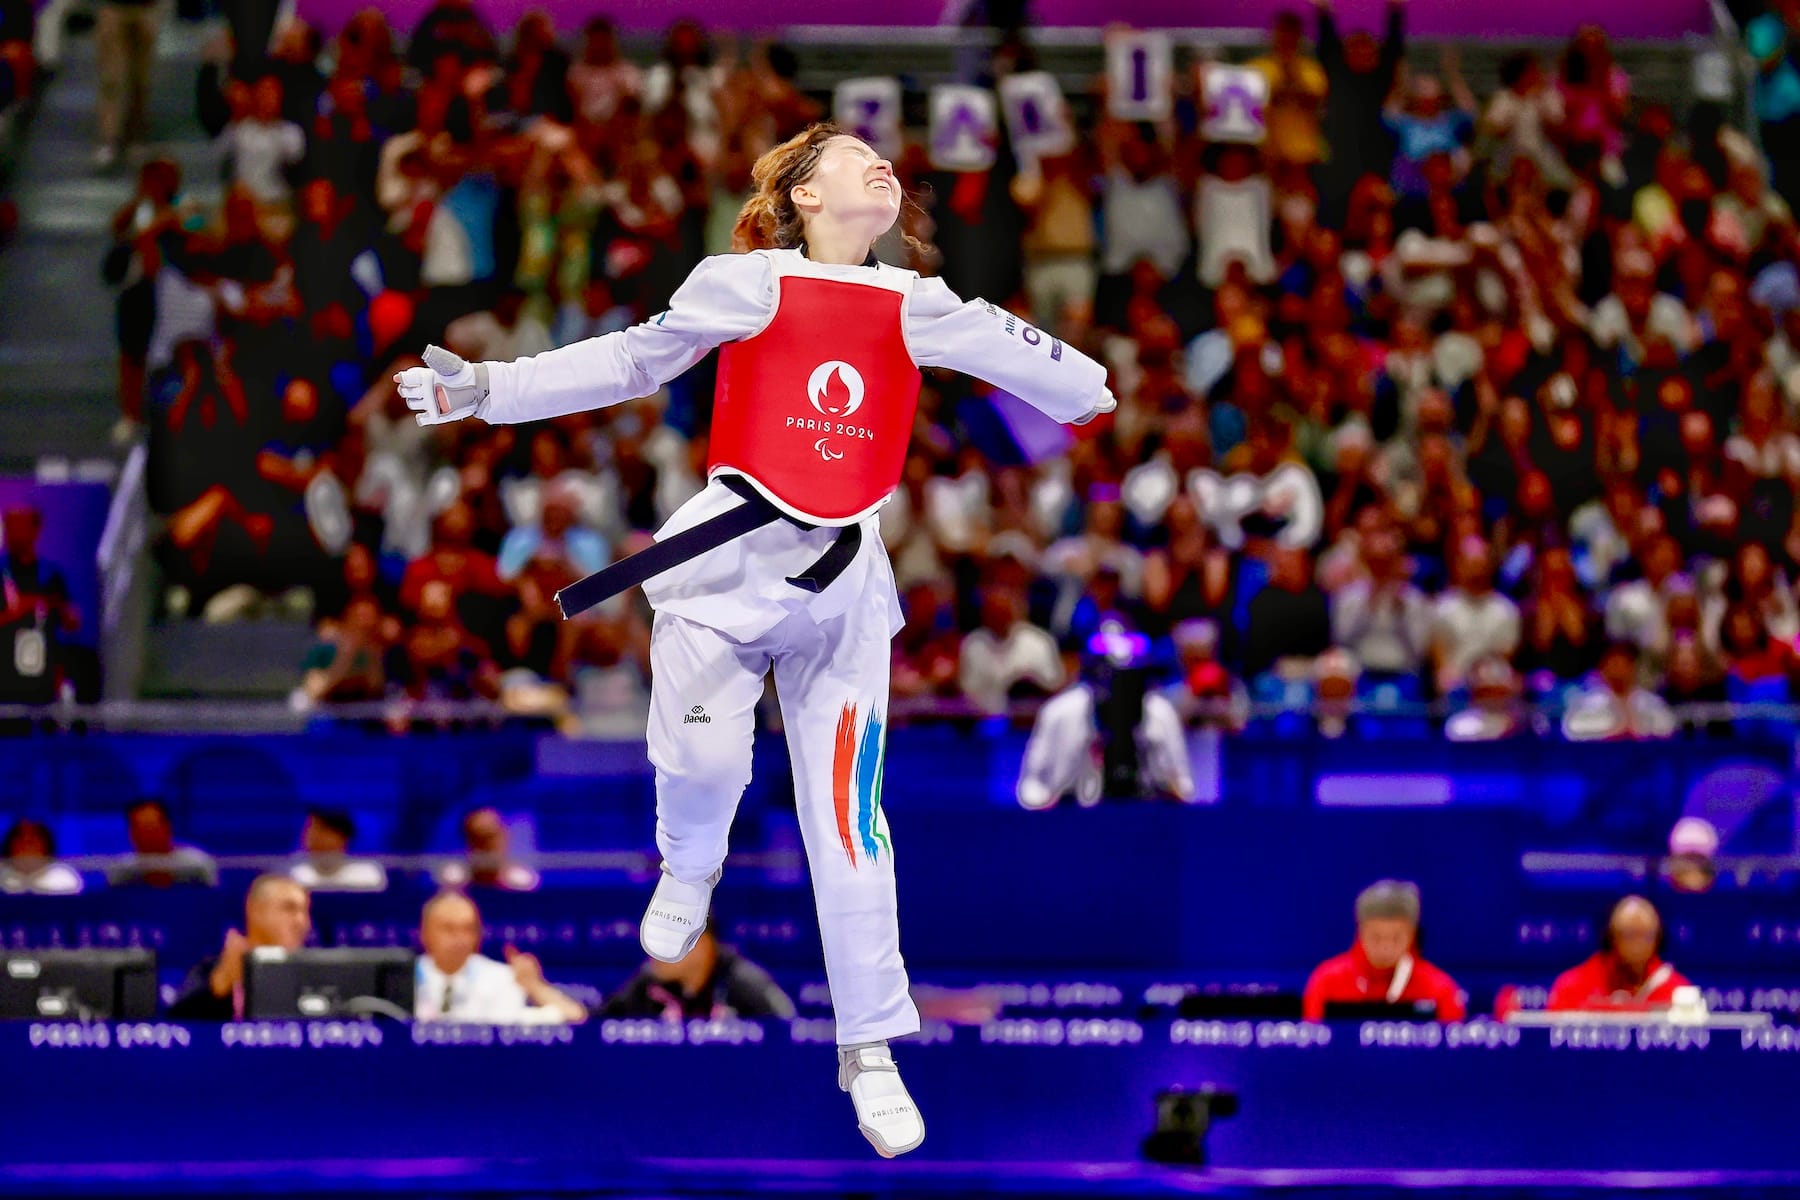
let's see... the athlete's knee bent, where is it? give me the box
[656,730,753,803]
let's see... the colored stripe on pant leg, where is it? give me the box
[855,712,884,865]
[871,718,891,859]
[832,703,859,868]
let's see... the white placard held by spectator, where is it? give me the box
[929,84,998,172]
[1187,464,1324,550]
[998,71,1074,163]
[834,77,904,161]
[1691,48,1733,103]
[1106,31,1172,122]
[1201,63,1268,144]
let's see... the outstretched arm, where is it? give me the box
[907,277,1113,425]
[1312,0,1342,71]
[397,252,774,427]
[1378,0,1406,91]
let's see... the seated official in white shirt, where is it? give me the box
[414,890,588,1024]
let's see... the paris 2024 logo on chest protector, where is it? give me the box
[808,361,865,418]
[797,360,873,461]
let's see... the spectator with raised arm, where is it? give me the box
[1312,0,1406,221]
[1382,50,1477,200]
[416,890,587,1023]
[169,875,311,1020]
[1248,10,1328,178]
[1557,26,1630,182]
[1482,52,1567,185]
[1093,121,1188,331]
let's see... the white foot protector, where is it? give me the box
[639,863,719,963]
[838,1041,925,1158]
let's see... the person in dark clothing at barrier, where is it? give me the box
[1243,544,1332,681]
[601,915,794,1023]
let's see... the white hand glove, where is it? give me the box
[395,344,488,427]
[1072,387,1117,426]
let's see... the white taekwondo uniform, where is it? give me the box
[475,247,1107,1044]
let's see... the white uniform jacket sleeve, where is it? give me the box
[906,277,1108,424]
[478,253,775,425]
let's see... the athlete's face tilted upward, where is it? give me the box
[790,134,900,239]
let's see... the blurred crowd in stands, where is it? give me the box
[89,0,1800,740]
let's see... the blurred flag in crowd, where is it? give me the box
[961,387,1076,466]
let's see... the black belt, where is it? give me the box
[554,475,865,619]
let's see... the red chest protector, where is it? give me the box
[708,253,921,526]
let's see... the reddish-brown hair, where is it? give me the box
[729,122,924,256]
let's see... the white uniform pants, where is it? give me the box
[646,592,919,1047]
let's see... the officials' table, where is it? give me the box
[5,1015,1799,1195]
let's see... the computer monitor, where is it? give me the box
[243,948,416,1020]
[0,949,158,1020]
[1175,991,1305,1020]
[1322,999,1439,1022]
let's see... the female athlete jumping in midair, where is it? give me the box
[396,123,1114,1156]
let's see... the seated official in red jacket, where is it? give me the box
[1302,879,1467,1022]
[1547,895,1692,1011]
